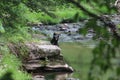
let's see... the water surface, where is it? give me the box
[32,42,93,80]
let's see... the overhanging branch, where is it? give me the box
[66,0,120,39]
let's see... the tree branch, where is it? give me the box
[66,0,100,18]
[66,0,120,39]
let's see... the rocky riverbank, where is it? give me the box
[31,14,120,43]
[8,41,73,79]
[32,22,95,42]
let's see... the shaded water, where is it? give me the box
[60,42,93,80]
[33,72,74,80]
[32,42,93,80]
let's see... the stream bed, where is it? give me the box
[32,21,94,42]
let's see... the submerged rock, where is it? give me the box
[66,78,80,80]
[33,75,45,80]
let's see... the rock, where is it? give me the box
[85,33,93,39]
[8,42,61,59]
[54,73,70,80]
[27,22,43,26]
[24,63,74,73]
[57,24,69,31]
[33,75,45,80]
[8,42,73,73]
[66,78,80,80]
[45,64,74,72]
[26,43,61,59]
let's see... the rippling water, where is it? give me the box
[33,22,95,42]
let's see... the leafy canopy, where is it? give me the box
[66,0,120,80]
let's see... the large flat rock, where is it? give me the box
[26,43,61,59]
[8,42,73,73]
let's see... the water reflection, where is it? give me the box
[33,72,79,80]
[54,73,71,80]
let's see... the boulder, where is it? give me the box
[26,43,61,59]
[66,78,80,80]
[8,42,61,60]
[8,41,74,73]
[23,60,74,73]
[33,75,45,80]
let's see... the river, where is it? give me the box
[31,15,120,80]
[31,21,97,80]
[32,42,94,80]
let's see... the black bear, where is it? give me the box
[51,32,60,46]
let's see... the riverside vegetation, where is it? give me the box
[0,0,120,80]
[0,1,85,80]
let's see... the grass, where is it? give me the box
[26,7,89,24]
[0,27,31,43]
[60,42,93,80]
[0,46,31,80]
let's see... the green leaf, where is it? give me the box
[86,19,97,28]
[117,67,120,76]
[100,5,109,13]
[0,20,5,33]
[79,28,87,36]
[117,24,120,28]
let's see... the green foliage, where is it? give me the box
[0,27,31,43]
[66,0,120,80]
[0,0,119,80]
[80,0,117,14]
[79,16,120,80]
[0,45,31,80]
[0,20,5,33]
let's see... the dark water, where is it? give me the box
[33,72,77,80]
